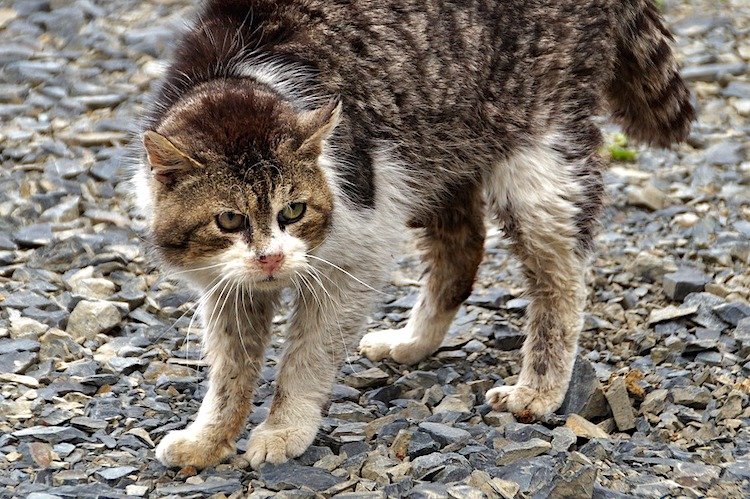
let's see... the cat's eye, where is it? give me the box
[278,202,306,225]
[216,211,246,232]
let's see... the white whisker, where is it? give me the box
[306,254,385,295]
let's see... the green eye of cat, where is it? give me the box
[278,202,306,225]
[216,211,246,232]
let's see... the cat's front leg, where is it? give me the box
[156,289,276,469]
[244,273,372,469]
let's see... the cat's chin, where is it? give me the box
[249,275,291,291]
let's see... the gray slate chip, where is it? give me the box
[0,338,41,354]
[259,461,346,492]
[418,422,471,447]
[156,478,243,495]
[13,425,87,444]
[13,223,53,248]
[663,269,708,302]
[0,351,38,374]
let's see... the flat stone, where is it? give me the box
[66,300,121,340]
[433,395,472,414]
[565,415,609,440]
[395,371,439,390]
[557,355,609,420]
[27,442,54,468]
[0,351,37,374]
[505,298,530,311]
[73,94,126,109]
[682,62,747,82]
[259,461,346,491]
[493,323,525,351]
[45,158,88,179]
[604,377,635,432]
[13,425,87,444]
[735,317,750,343]
[408,431,440,459]
[410,452,448,479]
[446,485,484,499]
[466,288,511,309]
[13,223,53,248]
[2,291,53,310]
[724,460,750,480]
[125,485,149,497]
[0,372,39,387]
[496,438,552,465]
[648,305,698,325]
[383,293,418,311]
[550,427,577,452]
[418,422,471,447]
[663,269,709,302]
[62,131,128,146]
[70,278,116,300]
[10,316,49,338]
[671,386,711,409]
[484,411,515,427]
[328,402,374,422]
[348,367,389,389]
[628,183,667,211]
[96,466,138,480]
[723,81,750,99]
[641,389,668,414]
[156,478,243,495]
[365,384,403,404]
[713,302,750,327]
[0,338,40,354]
[703,141,744,166]
[545,464,597,498]
[504,423,553,443]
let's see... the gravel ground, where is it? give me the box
[1,0,749,497]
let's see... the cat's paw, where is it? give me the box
[485,385,564,421]
[155,428,235,469]
[358,328,437,365]
[244,420,317,469]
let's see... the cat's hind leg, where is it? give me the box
[485,129,603,418]
[359,186,485,365]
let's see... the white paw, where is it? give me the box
[358,328,437,365]
[156,428,235,469]
[244,420,318,470]
[485,385,564,422]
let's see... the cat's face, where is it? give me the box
[142,80,339,290]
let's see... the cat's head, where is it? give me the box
[141,79,340,290]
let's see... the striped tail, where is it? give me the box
[606,0,695,147]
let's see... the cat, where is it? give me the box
[132,0,694,470]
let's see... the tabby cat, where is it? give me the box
[133,0,693,469]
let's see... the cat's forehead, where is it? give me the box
[203,162,304,205]
[159,81,298,160]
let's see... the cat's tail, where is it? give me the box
[606,0,694,147]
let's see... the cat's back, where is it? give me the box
[269,0,620,129]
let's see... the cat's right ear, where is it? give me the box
[295,99,342,159]
[142,131,202,185]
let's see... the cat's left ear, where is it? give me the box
[295,98,342,159]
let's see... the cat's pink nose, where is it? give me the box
[256,252,285,274]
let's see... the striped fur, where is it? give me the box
[607,0,695,147]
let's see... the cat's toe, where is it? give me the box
[244,421,316,470]
[485,385,563,422]
[155,429,234,469]
[359,329,400,361]
[359,329,434,365]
